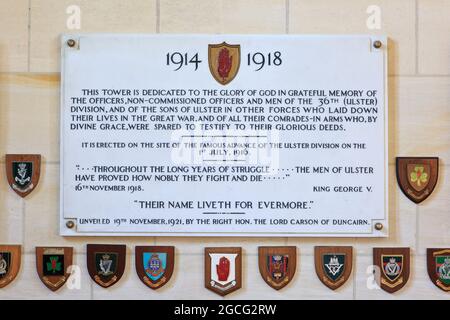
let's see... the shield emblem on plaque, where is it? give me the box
[258,246,296,290]
[373,248,410,293]
[315,246,352,290]
[0,245,21,288]
[135,246,174,290]
[208,42,240,85]
[36,247,73,291]
[396,157,439,204]
[205,247,242,296]
[427,248,450,292]
[5,154,41,198]
[87,244,126,288]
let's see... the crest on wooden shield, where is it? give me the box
[396,157,439,204]
[0,245,21,288]
[315,246,352,290]
[5,154,41,198]
[208,42,240,85]
[135,246,174,290]
[36,247,73,291]
[87,244,126,288]
[205,247,241,296]
[373,247,410,293]
[427,248,450,292]
[258,246,296,290]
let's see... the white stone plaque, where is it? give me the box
[60,34,388,236]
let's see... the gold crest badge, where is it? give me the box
[208,42,240,85]
[396,157,439,204]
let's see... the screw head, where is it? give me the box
[373,40,382,49]
[374,222,383,231]
[67,39,76,47]
[66,220,75,229]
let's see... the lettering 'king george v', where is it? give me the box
[87,244,126,288]
[36,247,73,291]
[208,42,240,85]
[427,248,450,292]
[373,247,410,293]
[135,246,174,290]
[396,157,438,204]
[5,154,41,198]
[315,246,353,290]
[258,246,297,290]
[0,245,21,288]
[205,247,242,296]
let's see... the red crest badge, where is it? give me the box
[205,247,242,296]
[258,246,297,290]
[208,42,240,85]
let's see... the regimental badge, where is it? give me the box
[5,154,41,198]
[373,247,410,293]
[0,245,21,288]
[87,244,126,288]
[396,157,439,204]
[36,247,73,291]
[258,246,296,290]
[427,248,450,292]
[205,247,242,296]
[208,42,240,85]
[135,246,174,290]
[315,246,353,290]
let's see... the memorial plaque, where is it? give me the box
[60,34,388,236]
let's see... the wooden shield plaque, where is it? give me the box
[427,248,450,292]
[396,157,439,204]
[0,245,21,288]
[258,246,297,290]
[135,246,175,290]
[315,246,353,290]
[5,154,41,198]
[87,244,126,288]
[205,247,242,296]
[36,247,73,291]
[373,247,410,293]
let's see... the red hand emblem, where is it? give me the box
[216,256,230,281]
[217,48,233,81]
